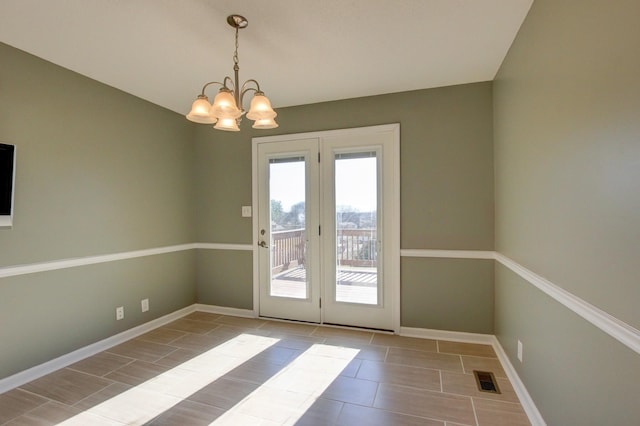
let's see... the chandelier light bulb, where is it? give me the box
[252,117,279,129]
[186,95,216,124]
[214,117,241,132]
[247,93,277,120]
[211,90,242,119]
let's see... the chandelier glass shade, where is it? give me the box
[186,14,278,131]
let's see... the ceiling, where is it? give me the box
[0,0,533,115]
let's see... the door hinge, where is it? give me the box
[319,225,321,236]
[319,298,322,308]
[318,152,320,163]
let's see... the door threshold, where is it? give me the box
[258,315,394,335]
[259,315,319,326]
[322,322,394,334]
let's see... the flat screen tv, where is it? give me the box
[0,143,16,227]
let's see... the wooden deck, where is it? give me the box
[270,266,378,304]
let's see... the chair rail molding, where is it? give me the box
[493,252,640,355]
[2,244,637,355]
[400,249,495,259]
[0,243,198,279]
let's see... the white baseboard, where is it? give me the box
[0,305,196,393]
[400,326,496,345]
[0,304,253,394]
[490,335,547,426]
[401,326,546,426]
[193,304,255,318]
[0,305,546,426]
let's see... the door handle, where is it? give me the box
[258,240,269,248]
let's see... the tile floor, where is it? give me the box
[0,313,531,425]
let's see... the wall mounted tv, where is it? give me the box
[0,143,16,227]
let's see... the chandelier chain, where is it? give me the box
[233,27,239,66]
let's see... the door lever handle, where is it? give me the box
[258,240,269,248]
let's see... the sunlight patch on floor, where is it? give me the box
[210,344,360,425]
[58,334,280,426]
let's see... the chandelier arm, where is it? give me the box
[199,81,226,96]
[239,79,262,105]
[241,79,262,93]
[198,76,237,96]
[223,76,235,92]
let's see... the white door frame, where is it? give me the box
[251,123,401,333]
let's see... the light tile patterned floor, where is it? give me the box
[0,313,531,425]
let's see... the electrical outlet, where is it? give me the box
[116,306,124,321]
[517,339,523,362]
[141,298,149,312]
[241,206,252,217]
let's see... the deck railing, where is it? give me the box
[271,228,305,273]
[271,228,377,273]
[336,229,377,267]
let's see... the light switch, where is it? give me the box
[242,206,252,217]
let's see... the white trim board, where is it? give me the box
[0,305,254,393]
[2,244,637,356]
[400,326,546,426]
[0,243,198,279]
[0,305,197,394]
[493,253,640,355]
[0,242,251,279]
[0,304,250,393]
[1,302,545,426]
[193,304,254,318]
[400,326,495,345]
[400,249,640,355]
[401,249,494,259]
[194,243,253,251]
[490,335,547,426]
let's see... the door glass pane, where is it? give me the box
[335,152,378,305]
[269,157,308,299]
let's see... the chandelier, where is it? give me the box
[186,14,278,131]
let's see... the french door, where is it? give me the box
[252,125,399,331]
[256,138,321,323]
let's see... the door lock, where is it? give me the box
[258,240,269,248]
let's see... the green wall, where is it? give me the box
[3,3,639,421]
[495,264,640,425]
[195,83,495,333]
[402,258,494,333]
[0,43,196,379]
[0,252,195,379]
[0,38,495,380]
[493,0,640,423]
